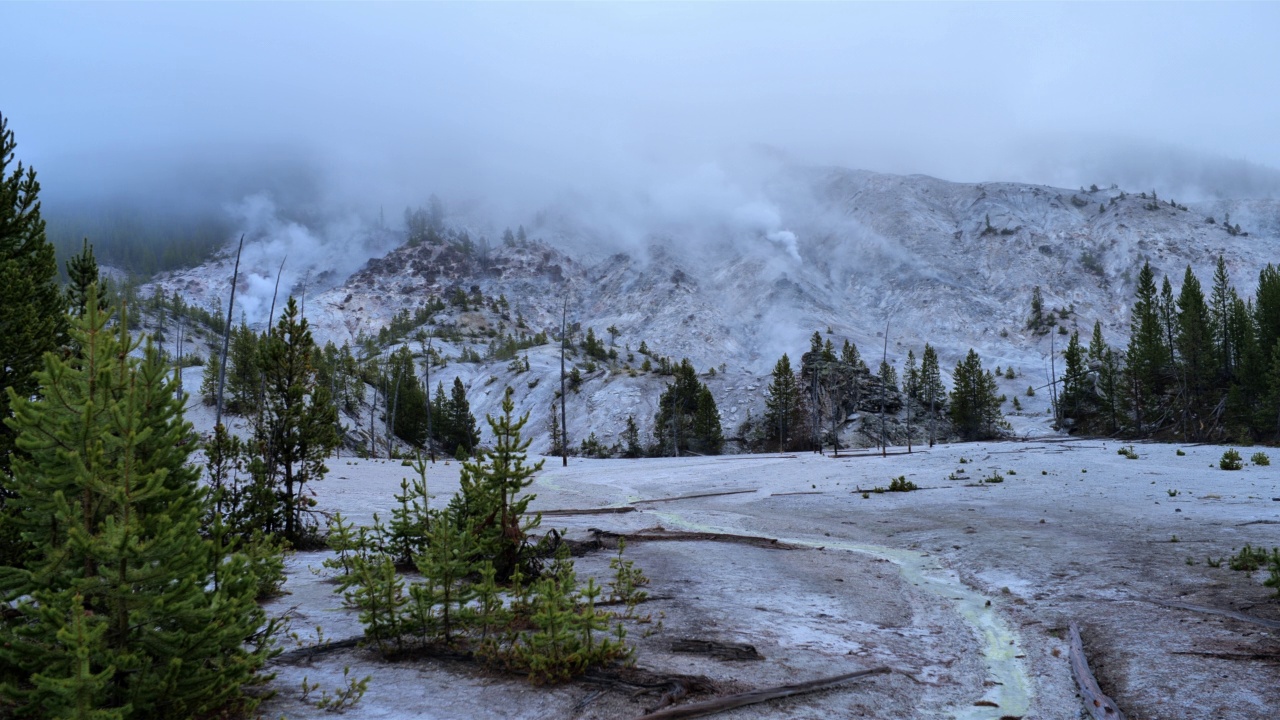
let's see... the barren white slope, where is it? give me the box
[146,167,1280,451]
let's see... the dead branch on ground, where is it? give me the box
[1069,622,1126,720]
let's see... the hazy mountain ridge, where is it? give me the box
[146,166,1280,452]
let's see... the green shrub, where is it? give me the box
[983,471,1004,484]
[1228,545,1274,572]
[887,476,918,492]
[1220,448,1243,470]
[1118,445,1138,459]
[1176,448,1186,456]
[1251,451,1270,466]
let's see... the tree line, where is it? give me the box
[760,331,1005,451]
[1057,257,1280,443]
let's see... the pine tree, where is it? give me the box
[1267,338,1280,440]
[691,385,724,455]
[1028,286,1045,332]
[449,376,479,457]
[654,359,720,455]
[1126,261,1167,433]
[878,359,898,390]
[1228,296,1264,422]
[621,415,642,458]
[252,296,340,546]
[1060,330,1087,421]
[763,354,802,451]
[1159,275,1178,369]
[904,350,920,402]
[454,387,543,580]
[903,350,920,448]
[918,344,946,446]
[432,380,454,451]
[200,350,222,406]
[1209,255,1235,379]
[0,111,67,478]
[949,349,1004,440]
[1175,266,1214,439]
[1255,264,1280,370]
[840,339,866,373]
[388,346,429,447]
[0,289,270,718]
[64,239,107,317]
[1088,320,1108,365]
[546,401,563,456]
[1098,347,1125,434]
[225,323,262,416]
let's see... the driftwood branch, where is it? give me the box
[1144,598,1280,630]
[1069,623,1126,720]
[539,506,638,517]
[632,489,757,504]
[589,528,799,550]
[272,636,364,665]
[633,666,891,720]
[670,639,763,661]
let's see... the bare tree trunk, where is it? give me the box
[255,256,288,435]
[388,373,401,458]
[214,234,245,429]
[906,380,912,453]
[560,299,569,467]
[423,339,435,462]
[929,386,935,448]
[1049,332,1059,429]
[811,366,819,453]
[175,314,184,400]
[369,382,379,459]
[880,320,888,458]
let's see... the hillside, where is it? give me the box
[145,166,1280,453]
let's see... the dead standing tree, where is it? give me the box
[559,298,569,467]
[214,234,245,429]
[879,319,889,458]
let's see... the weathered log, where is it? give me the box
[632,666,891,720]
[589,527,799,550]
[1171,650,1280,662]
[1144,598,1280,630]
[1069,623,1126,720]
[539,506,638,517]
[670,638,764,661]
[271,636,364,665]
[632,489,757,504]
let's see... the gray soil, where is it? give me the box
[261,440,1280,720]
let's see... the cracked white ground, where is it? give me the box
[260,440,1280,720]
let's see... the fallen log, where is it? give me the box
[670,638,764,661]
[1171,650,1280,662]
[632,666,891,720]
[1144,598,1280,630]
[632,489,757,504]
[540,506,638,517]
[1069,623,1126,720]
[272,636,364,664]
[589,528,800,550]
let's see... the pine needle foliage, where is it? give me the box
[337,386,640,683]
[0,288,272,718]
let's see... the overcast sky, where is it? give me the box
[7,2,1280,213]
